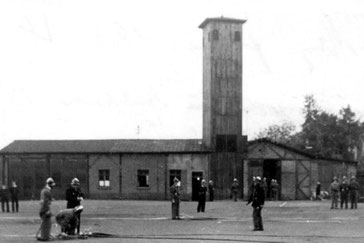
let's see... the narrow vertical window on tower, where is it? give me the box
[212,30,219,40]
[234,31,241,41]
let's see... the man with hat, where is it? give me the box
[339,176,349,209]
[65,178,84,234]
[247,176,265,231]
[330,177,340,209]
[37,177,56,241]
[170,177,180,219]
[231,178,239,202]
[349,176,359,209]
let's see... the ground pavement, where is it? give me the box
[0,199,363,242]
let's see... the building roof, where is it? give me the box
[0,139,211,154]
[199,17,247,28]
[249,138,358,164]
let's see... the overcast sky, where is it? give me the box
[1,0,364,149]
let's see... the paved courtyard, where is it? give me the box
[0,199,363,242]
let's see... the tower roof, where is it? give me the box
[199,17,247,29]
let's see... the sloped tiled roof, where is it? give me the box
[0,139,211,154]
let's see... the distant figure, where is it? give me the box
[262,177,268,200]
[270,179,279,201]
[37,177,55,241]
[65,178,84,234]
[315,181,321,200]
[330,177,339,209]
[246,176,265,231]
[56,205,84,235]
[339,176,349,209]
[0,185,10,213]
[9,181,19,212]
[349,176,359,209]
[208,180,214,202]
[197,179,207,213]
[170,177,180,220]
[231,178,239,202]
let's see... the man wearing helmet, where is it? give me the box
[246,176,265,231]
[65,178,84,234]
[37,177,55,241]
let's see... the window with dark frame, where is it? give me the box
[212,29,219,40]
[216,135,237,152]
[169,170,181,186]
[234,31,241,41]
[99,169,110,187]
[137,170,149,187]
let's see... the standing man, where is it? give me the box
[339,176,349,209]
[170,177,180,220]
[37,177,55,241]
[197,179,207,213]
[65,178,84,234]
[330,177,339,209]
[208,180,214,202]
[246,176,265,231]
[231,178,239,202]
[262,177,268,200]
[9,181,19,213]
[0,185,10,213]
[349,176,359,209]
[315,181,321,200]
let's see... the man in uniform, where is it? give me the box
[208,180,214,202]
[231,178,239,202]
[65,178,84,234]
[170,177,180,220]
[197,179,207,213]
[262,177,268,200]
[37,177,55,241]
[330,177,339,209]
[246,176,265,231]
[55,205,84,235]
[349,176,359,209]
[9,181,19,213]
[339,176,349,209]
[0,185,10,213]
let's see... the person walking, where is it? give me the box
[170,177,180,220]
[231,178,239,202]
[339,176,349,209]
[246,176,265,231]
[330,177,339,209]
[208,180,214,202]
[9,181,19,213]
[0,185,10,213]
[37,177,55,241]
[349,176,359,209]
[197,179,207,213]
[65,178,84,234]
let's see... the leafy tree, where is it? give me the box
[256,122,296,144]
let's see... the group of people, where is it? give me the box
[37,177,84,241]
[329,175,359,209]
[261,177,279,201]
[0,181,19,213]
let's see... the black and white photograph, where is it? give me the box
[0,0,364,242]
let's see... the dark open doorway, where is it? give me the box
[263,160,281,200]
[192,172,203,201]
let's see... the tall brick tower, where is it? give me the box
[199,17,247,198]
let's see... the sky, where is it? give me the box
[1,0,364,149]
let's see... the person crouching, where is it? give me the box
[55,205,84,235]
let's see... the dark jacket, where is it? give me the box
[65,186,84,209]
[199,185,207,200]
[9,186,19,200]
[247,182,265,208]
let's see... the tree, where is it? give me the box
[256,122,296,144]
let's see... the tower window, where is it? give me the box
[212,30,219,40]
[234,31,241,41]
[216,135,237,152]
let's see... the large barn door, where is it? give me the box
[296,160,311,199]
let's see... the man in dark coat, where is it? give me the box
[9,181,19,213]
[340,176,349,209]
[247,176,265,231]
[65,178,84,234]
[349,176,359,209]
[37,177,55,241]
[170,177,180,220]
[315,181,321,200]
[0,185,10,213]
[197,179,207,213]
[208,180,214,202]
[231,178,239,202]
